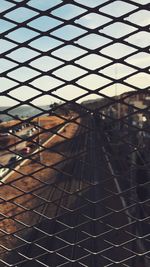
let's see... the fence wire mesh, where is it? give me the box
[0,0,150,266]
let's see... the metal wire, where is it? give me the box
[0,0,149,266]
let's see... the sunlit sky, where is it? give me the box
[0,0,149,106]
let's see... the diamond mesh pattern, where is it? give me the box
[0,0,149,266]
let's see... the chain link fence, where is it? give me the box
[0,0,149,266]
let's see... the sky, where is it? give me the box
[0,0,150,106]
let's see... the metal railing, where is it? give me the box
[0,0,149,266]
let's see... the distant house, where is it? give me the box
[118,90,149,119]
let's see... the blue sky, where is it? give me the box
[0,0,149,106]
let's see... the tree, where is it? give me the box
[49,102,59,109]
[49,102,60,115]
[14,115,20,120]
